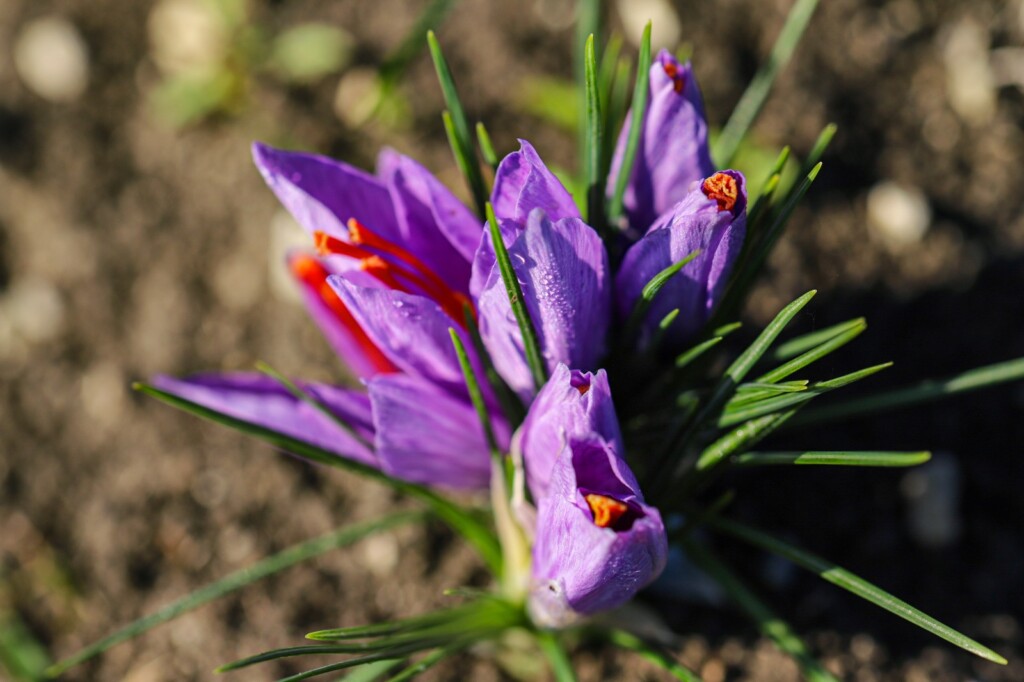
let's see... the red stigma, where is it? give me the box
[662,61,686,94]
[585,493,629,529]
[290,255,398,374]
[575,383,591,396]
[702,172,739,212]
[313,222,474,326]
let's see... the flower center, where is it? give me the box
[585,493,629,529]
[702,172,739,212]
[662,61,686,94]
[313,220,473,326]
[289,255,398,374]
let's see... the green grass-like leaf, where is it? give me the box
[485,202,548,391]
[605,630,700,681]
[449,328,501,460]
[622,249,700,345]
[132,384,502,573]
[710,517,1009,665]
[0,610,52,681]
[476,121,499,170]
[537,631,577,682]
[773,317,866,362]
[682,539,839,682]
[713,0,823,166]
[719,362,891,427]
[44,512,423,677]
[732,450,931,468]
[428,32,487,216]
[608,21,651,225]
[756,320,866,384]
[583,34,606,234]
[792,355,1024,427]
[695,409,801,472]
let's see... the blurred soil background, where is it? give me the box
[1,0,1023,679]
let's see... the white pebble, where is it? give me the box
[616,0,681,51]
[148,0,226,75]
[867,181,931,250]
[901,451,962,549]
[2,278,65,343]
[943,18,996,124]
[13,17,89,103]
[268,210,308,303]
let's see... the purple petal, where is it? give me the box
[252,142,401,243]
[615,170,747,346]
[152,373,377,467]
[477,210,611,399]
[529,438,668,627]
[607,52,714,234]
[377,149,479,293]
[328,276,470,395]
[368,373,509,490]
[518,364,623,499]
[491,139,580,225]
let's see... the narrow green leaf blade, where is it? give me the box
[756,321,866,385]
[773,317,866,361]
[682,539,838,681]
[733,450,931,468]
[476,121,499,170]
[713,0,822,166]
[711,518,1009,665]
[428,32,487,216]
[485,202,548,390]
[44,512,423,677]
[449,328,501,460]
[583,34,606,233]
[608,21,652,224]
[132,384,502,573]
[538,631,577,682]
[606,630,700,681]
[696,409,800,472]
[792,356,1024,427]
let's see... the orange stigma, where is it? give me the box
[662,61,686,94]
[575,382,591,396]
[290,254,398,374]
[585,494,629,529]
[312,222,474,326]
[702,172,739,212]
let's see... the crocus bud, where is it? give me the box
[528,438,668,628]
[615,170,747,348]
[608,50,714,234]
[517,364,623,500]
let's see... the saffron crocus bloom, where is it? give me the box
[609,50,714,234]
[155,144,510,490]
[517,363,622,499]
[475,141,612,400]
[616,170,748,346]
[527,437,668,627]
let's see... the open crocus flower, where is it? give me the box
[609,49,714,236]
[474,141,612,400]
[616,169,748,346]
[517,364,667,627]
[156,143,511,490]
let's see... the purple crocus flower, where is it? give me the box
[608,50,714,235]
[154,144,510,490]
[474,141,611,400]
[616,170,748,346]
[517,363,622,499]
[527,437,668,627]
[515,364,667,626]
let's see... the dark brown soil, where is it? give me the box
[1,0,1022,680]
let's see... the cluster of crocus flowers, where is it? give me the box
[156,48,746,626]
